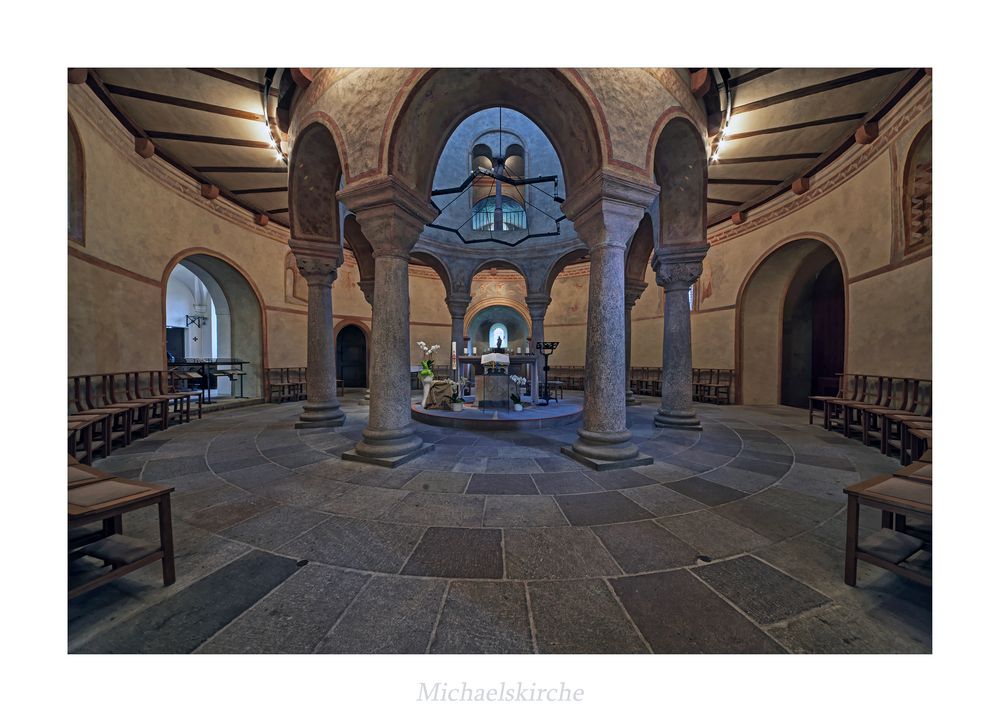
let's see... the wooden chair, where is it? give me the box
[827,374,880,436]
[825,374,865,432]
[69,375,132,450]
[104,372,162,437]
[139,370,192,425]
[808,372,845,426]
[879,381,932,458]
[167,369,204,419]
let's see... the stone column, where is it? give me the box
[358,277,374,406]
[295,256,346,428]
[624,279,647,406]
[560,172,658,470]
[652,245,707,430]
[340,179,437,467]
[525,292,550,404]
[446,291,472,383]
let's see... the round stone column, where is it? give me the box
[347,247,427,464]
[652,247,706,430]
[358,277,374,406]
[624,280,647,406]
[338,179,437,467]
[526,292,550,404]
[295,257,346,428]
[447,292,471,383]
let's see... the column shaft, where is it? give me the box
[296,259,345,428]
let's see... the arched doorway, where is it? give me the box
[336,324,368,388]
[737,238,847,406]
[163,252,265,399]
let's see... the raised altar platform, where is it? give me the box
[411,401,582,431]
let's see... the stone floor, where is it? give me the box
[70,391,931,654]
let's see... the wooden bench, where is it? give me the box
[68,461,175,599]
[844,473,931,588]
[266,367,307,403]
[693,368,733,404]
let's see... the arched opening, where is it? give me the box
[336,323,368,388]
[388,69,603,204]
[466,305,530,354]
[163,252,265,400]
[68,115,85,244]
[737,238,847,406]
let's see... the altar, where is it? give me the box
[459,351,538,402]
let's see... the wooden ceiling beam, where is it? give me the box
[105,83,266,122]
[194,166,287,173]
[709,68,928,227]
[731,67,905,115]
[231,186,288,195]
[728,68,779,87]
[266,208,289,215]
[145,131,273,149]
[707,197,744,206]
[714,152,822,165]
[707,178,783,186]
[724,112,866,140]
[189,68,279,97]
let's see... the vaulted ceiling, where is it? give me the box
[84,68,922,232]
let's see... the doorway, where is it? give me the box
[336,324,367,388]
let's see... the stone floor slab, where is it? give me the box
[655,510,771,559]
[554,491,654,526]
[528,579,649,653]
[483,496,568,527]
[592,520,699,573]
[666,477,747,506]
[401,527,503,579]
[610,570,785,653]
[693,555,830,625]
[196,564,370,654]
[219,505,329,550]
[466,473,538,495]
[504,527,621,580]
[278,515,424,573]
[430,581,533,653]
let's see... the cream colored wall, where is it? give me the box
[689,78,932,403]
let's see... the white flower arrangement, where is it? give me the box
[416,340,441,357]
[510,374,527,386]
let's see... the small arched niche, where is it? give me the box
[903,123,932,254]
[466,305,530,353]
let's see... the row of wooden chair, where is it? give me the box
[68,371,204,465]
[266,367,307,403]
[693,368,734,404]
[809,373,932,464]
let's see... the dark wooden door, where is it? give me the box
[811,260,845,396]
[336,325,367,388]
[166,327,186,361]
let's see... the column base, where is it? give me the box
[561,428,653,471]
[358,389,370,406]
[625,391,641,406]
[295,401,345,428]
[342,424,432,468]
[653,408,703,430]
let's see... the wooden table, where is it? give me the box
[844,474,931,587]
[68,474,175,598]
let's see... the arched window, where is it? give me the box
[68,116,85,244]
[904,124,931,254]
[472,197,527,231]
[488,322,509,349]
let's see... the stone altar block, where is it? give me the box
[476,373,511,410]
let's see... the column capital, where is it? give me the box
[525,292,552,319]
[295,255,339,287]
[445,291,472,319]
[624,280,648,309]
[338,176,437,259]
[562,170,659,252]
[358,277,375,306]
[652,244,709,290]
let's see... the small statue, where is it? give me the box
[495,333,503,350]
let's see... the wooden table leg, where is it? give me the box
[845,495,859,586]
[158,496,176,586]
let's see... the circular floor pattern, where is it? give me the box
[410,400,583,430]
[72,392,931,654]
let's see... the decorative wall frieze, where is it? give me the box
[707,79,931,245]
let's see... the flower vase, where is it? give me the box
[513,403,523,412]
[421,376,433,407]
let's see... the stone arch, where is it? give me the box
[161,249,267,398]
[544,248,589,296]
[625,213,655,283]
[464,301,532,348]
[735,235,849,405]
[342,214,375,297]
[385,68,605,202]
[68,113,85,245]
[284,251,308,304]
[289,121,344,251]
[653,116,707,248]
[411,249,453,296]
